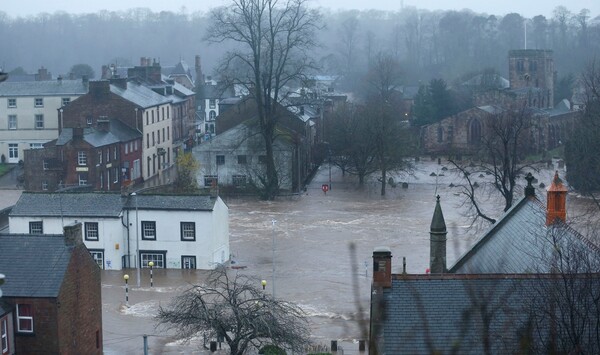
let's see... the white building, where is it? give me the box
[0,78,88,163]
[8,192,229,270]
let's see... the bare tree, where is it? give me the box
[450,104,534,224]
[365,53,411,196]
[155,267,311,355]
[206,0,321,200]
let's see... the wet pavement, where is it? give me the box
[102,158,573,354]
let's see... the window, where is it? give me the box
[162,128,165,142]
[204,175,218,187]
[97,151,102,164]
[8,115,16,129]
[232,175,247,187]
[78,151,87,165]
[209,110,216,120]
[237,155,247,164]
[146,133,149,149]
[42,181,48,190]
[1,318,8,353]
[180,222,196,241]
[78,173,88,186]
[8,144,18,159]
[35,114,44,129]
[157,130,161,144]
[181,255,196,269]
[16,304,33,333]
[113,167,119,183]
[43,160,49,170]
[85,222,99,241]
[134,140,138,151]
[29,143,43,149]
[7,98,16,108]
[62,97,71,106]
[105,148,109,162]
[167,126,170,140]
[258,155,267,164]
[151,110,154,123]
[132,159,141,180]
[89,250,104,269]
[161,107,165,120]
[86,116,93,125]
[216,155,225,165]
[209,99,216,109]
[113,147,117,160]
[140,251,165,268]
[437,126,443,143]
[152,132,155,146]
[34,97,43,107]
[141,221,156,240]
[29,221,43,234]
[167,106,170,119]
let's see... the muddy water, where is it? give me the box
[102,159,575,354]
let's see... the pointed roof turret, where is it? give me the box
[430,195,447,274]
[430,195,447,233]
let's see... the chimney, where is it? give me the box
[110,77,127,90]
[373,247,392,288]
[101,65,110,79]
[90,80,110,98]
[524,172,535,197]
[97,117,110,132]
[429,195,447,274]
[64,222,83,246]
[140,57,147,67]
[73,127,84,140]
[546,171,567,225]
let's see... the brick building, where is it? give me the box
[0,223,103,354]
[23,119,142,191]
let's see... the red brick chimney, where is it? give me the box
[373,247,392,288]
[546,171,567,225]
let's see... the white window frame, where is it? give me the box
[62,97,70,106]
[209,99,216,109]
[141,252,165,268]
[29,143,43,149]
[16,304,34,333]
[78,174,88,186]
[8,115,16,130]
[7,98,16,108]
[35,114,44,129]
[8,144,18,159]
[141,221,156,240]
[78,151,87,165]
[89,249,104,269]
[85,222,99,241]
[29,221,43,234]
[42,181,48,190]
[232,174,247,187]
[204,175,218,187]
[180,222,196,241]
[34,97,43,107]
[1,317,8,353]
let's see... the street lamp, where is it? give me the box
[148,261,154,288]
[123,274,130,307]
[261,279,267,290]
[271,219,276,298]
[131,192,141,287]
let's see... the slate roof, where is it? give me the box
[449,195,598,274]
[0,234,72,297]
[0,79,88,96]
[55,120,140,147]
[123,194,217,211]
[110,81,171,108]
[378,274,600,354]
[10,192,124,218]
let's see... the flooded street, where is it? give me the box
[99,158,577,354]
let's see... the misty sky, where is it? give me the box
[4,0,599,18]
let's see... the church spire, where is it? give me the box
[430,195,447,274]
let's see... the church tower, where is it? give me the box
[508,49,554,108]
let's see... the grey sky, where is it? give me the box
[3,0,599,18]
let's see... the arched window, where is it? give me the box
[209,111,217,120]
[469,119,482,145]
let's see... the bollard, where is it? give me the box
[149,261,154,287]
[123,274,129,307]
[210,341,217,352]
[331,340,338,351]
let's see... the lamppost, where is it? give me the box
[131,192,141,287]
[123,274,130,307]
[261,279,267,290]
[271,219,276,298]
[148,261,154,287]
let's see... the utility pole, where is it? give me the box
[272,219,276,298]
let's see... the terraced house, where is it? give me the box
[0,77,88,163]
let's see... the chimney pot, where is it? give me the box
[546,171,568,225]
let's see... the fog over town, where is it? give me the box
[2,0,600,354]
